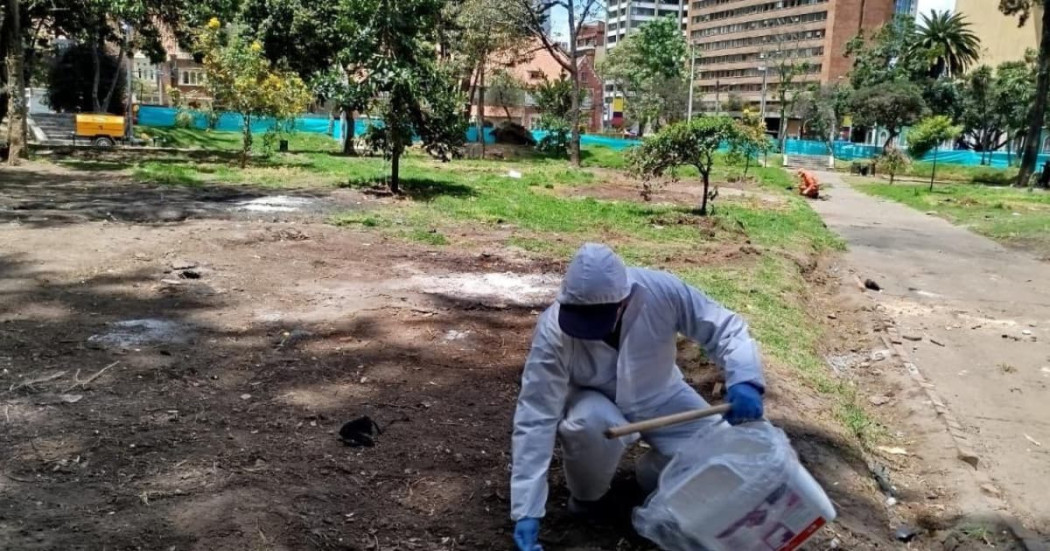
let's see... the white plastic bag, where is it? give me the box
[633,422,835,551]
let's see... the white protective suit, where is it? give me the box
[510,244,765,521]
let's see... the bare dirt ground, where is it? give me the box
[811,171,1050,548]
[0,162,1025,550]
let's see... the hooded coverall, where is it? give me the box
[510,246,765,522]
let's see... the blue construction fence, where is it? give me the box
[138,105,642,151]
[784,138,1045,169]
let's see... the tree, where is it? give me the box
[959,65,1008,163]
[628,116,740,215]
[357,0,466,193]
[456,0,530,158]
[532,75,585,157]
[911,11,981,79]
[313,69,372,156]
[845,16,926,89]
[597,16,688,133]
[516,0,604,167]
[999,0,1050,186]
[195,19,312,167]
[794,83,851,150]
[486,70,526,120]
[722,92,745,113]
[850,82,927,150]
[766,34,813,153]
[46,43,125,114]
[3,0,26,164]
[994,55,1036,163]
[727,109,771,177]
[906,115,963,190]
[875,147,910,184]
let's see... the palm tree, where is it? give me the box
[912,11,982,79]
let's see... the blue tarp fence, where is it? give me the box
[138,105,643,151]
[784,138,1047,168]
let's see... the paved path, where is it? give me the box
[811,172,1050,538]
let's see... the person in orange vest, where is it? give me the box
[795,169,820,199]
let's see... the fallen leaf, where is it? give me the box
[877,446,909,456]
[1024,434,1042,447]
[59,394,83,403]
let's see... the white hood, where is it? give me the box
[557,243,632,305]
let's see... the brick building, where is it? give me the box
[470,40,604,133]
[688,0,897,138]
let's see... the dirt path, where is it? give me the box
[811,171,1050,543]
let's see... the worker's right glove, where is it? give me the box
[726,382,764,425]
[514,518,543,551]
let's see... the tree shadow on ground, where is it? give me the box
[0,167,350,228]
[340,176,476,202]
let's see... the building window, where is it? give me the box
[181,70,205,86]
[631,6,656,16]
[693,0,828,23]
[694,28,826,50]
[695,10,827,37]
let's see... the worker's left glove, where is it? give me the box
[726,382,764,425]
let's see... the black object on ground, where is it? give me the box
[340,416,382,447]
[864,278,881,291]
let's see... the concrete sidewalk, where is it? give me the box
[811,171,1050,540]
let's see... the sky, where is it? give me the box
[548,6,571,42]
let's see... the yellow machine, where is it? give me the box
[74,114,126,147]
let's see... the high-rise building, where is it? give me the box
[603,1,690,127]
[606,0,690,49]
[951,0,1039,68]
[687,0,896,137]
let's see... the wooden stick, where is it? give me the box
[604,404,731,439]
[64,362,118,392]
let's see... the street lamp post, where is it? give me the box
[758,66,767,122]
[686,44,696,120]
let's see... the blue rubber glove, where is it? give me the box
[514,518,542,551]
[726,383,764,425]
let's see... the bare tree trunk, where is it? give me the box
[699,171,710,215]
[390,148,401,194]
[566,1,581,167]
[327,110,335,136]
[1018,5,1050,187]
[340,109,357,156]
[101,40,127,114]
[5,0,26,164]
[92,38,102,112]
[241,115,252,168]
[476,55,486,158]
[930,149,938,191]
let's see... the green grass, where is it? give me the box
[903,161,1019,185]
[854,179,1050,255]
